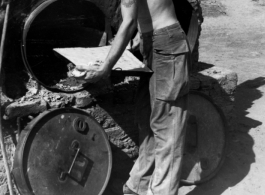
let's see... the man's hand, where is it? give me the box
[75,61,110,83]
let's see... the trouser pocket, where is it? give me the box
[154,39,190,101]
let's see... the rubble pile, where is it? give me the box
[0,74,140,192]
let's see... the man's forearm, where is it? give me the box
[103,19,137,73]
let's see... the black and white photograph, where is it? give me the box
[0,0,264,194]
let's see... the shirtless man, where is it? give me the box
[77,0,190,194]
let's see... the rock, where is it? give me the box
[49,101,62,109]
[4,99,47,119]
[191,66,238,130]
[201,0,227,17]
[74,92,94,108]
[0,91,13,108]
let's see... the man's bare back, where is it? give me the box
[137,0,178,33]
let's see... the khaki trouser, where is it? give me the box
[126,22,191,195]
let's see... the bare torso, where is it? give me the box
[138,0,178,33]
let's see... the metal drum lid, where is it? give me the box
[181,91,228,184]
[13,108,112,195]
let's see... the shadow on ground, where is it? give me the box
[181,77,265,195]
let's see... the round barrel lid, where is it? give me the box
[181,91,228,184]
[13,108,112,195]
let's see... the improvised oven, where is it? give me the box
[12,0,116,194]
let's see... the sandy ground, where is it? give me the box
[179,0,265,194]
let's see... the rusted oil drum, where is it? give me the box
[12,108,112,195]
[21,0,113,92]
[181,91,228,184]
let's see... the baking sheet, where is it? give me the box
[53,46,152,73]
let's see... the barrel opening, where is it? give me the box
[23,0,106,88]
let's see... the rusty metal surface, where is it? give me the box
[13,108,112,195]
[181,91,228,184]
[21,0,107,92]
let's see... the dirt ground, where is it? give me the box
[179,0,265,194]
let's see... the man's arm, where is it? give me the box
[76,0,138,83]
[103,0,138,71]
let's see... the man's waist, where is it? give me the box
[140,21,182,37]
